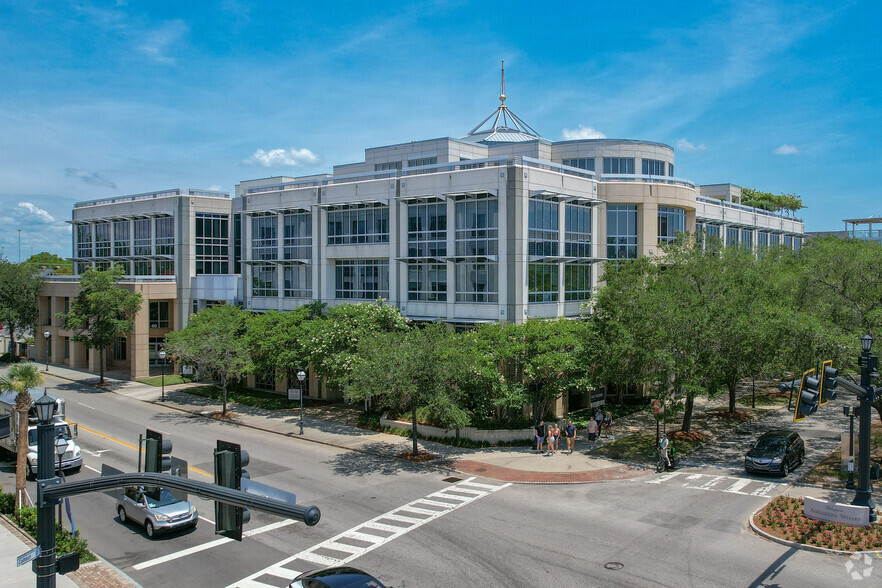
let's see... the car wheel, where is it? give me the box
[145,520,155,538]
[70,465,82,474]
[117,506,127,524]
[781,462,789,477]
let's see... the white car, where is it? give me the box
[116,486,198,538]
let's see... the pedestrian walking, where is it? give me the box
[552,424,561,453]
[534,420,545,453]
[565,420,577,454]
[602,411,613,439]
[595,409,604,433]
[586,416,599,450]
[547,426,556,455]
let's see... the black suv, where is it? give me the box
[744,430,805,477]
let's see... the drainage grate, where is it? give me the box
[442,477,462,483]
[604,562,624,571]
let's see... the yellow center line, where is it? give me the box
[77,423,212,479]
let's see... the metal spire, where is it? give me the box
[465,61,542,141]
[500,60,506,105]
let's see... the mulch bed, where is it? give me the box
[210,411,237,420]
[396,451,435,462]
[670,430,709,443]
[754,496,882,551]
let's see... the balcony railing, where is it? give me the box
[74,189,229,208]
[697,196,803,222]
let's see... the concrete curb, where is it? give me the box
[748,505,882,557]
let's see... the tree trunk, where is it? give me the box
[681,394,695,432]
[411,406,418,456]
[222,382,228,416]
[14,406,28,511]
[728,381,737,414]
[99,346,105,384]
[7,321,16,355]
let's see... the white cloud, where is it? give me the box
[65,168,117,188]
[17,202,55,223]
[138,20,189,65]
[676,138,706,152]
[774,144,800,155]
[243,148,319,168]
[561,125,606,140]
[208,184,223,191]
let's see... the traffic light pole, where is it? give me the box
[853,349,877,523]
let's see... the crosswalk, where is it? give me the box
[645,471,788,497]
[227,477,511,588]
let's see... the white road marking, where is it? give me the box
[78,403,95,410]
[84,465,101,474]
[646,472,788,497]
[84,449,110,457]
[132,519,296,571]
[227,477,511,588]
[199,515,215,525]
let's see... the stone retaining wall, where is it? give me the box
[380,415,533,443]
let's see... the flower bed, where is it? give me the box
[754,496,882,551]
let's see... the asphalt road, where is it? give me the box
[1,374,877,587]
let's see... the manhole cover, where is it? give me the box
[442,477,462,483]
[604,562,624,571]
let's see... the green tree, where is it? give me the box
[347,323,470,456]
[741,187,805,215]
[0,362,44,511]
[23,252,72,275]
[0,259,44,354]
[245,307,316,384]
[164,304,253,416]
[58,266,142,384]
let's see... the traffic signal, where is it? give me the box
[215,440,251,541]
[793,368,821,421]
[819,360,838,405]
[144,429,172,500]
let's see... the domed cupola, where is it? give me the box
[461,60,544,145]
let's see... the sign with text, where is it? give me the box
[17,545,40,567]
[287,388,301,401]
[803,496,870,527]
[589,387,606,408]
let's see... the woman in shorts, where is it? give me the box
[546,429,556,455]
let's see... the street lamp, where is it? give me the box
[158,349,167,402]
[297,370,306,435]
[34,390,58,587]
[853,333,878,523]
[43,330,51,371]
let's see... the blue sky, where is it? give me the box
[2,0,880,259]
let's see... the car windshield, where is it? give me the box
[144,489,181,508]
[26,425,71,446]
[754,436,786,451]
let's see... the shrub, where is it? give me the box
[0,352,21,363]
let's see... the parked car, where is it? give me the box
[744,430,805,477]
[289,567,386,588]
[116,486,198,538]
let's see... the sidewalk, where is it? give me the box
[42,364,646,485]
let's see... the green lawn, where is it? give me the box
[184,384,295,411]
[138,374,198,387]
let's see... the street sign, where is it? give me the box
[651,399,662,414]
[589,387,605,408]
[287,388,301,401]
[17,545,41,567]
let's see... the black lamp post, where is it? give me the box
[297,370,306,435]
[43,330,51,371]
[158,349,167,402]
[54,435,66,525]
[852,334,878,523]
[34,390,57,587]
[844,405,856,490]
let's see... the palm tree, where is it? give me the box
[0,362,45,511]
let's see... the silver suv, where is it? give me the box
[116,486,198,538]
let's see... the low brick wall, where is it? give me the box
[380,415,533,443]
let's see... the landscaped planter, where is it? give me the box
[380,415,533,444]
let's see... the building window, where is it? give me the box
[113,260,131,275]
[658,207,686,244]
[156,260,174,275]
[374,161,402,171]
[407,200,447,257]
[758,231,769,250]
[283,212,312,260]
[335,260,389,300]
[283,265,312,298]
[148,338,165,365]
[407,263,447,301]
[94,222,111,257]
[642,159,666,176]
[233,214,242,273]
[113,337,126,360]
[740,228,754,249]
[155,217,174,256]
[133,218,152,256]
[253,264,278,297]
[75,261,91,274]
[455,262,498,303]
[726,226,739,246]
[562,158,595,171]
[252,215,278,260]
[565,204,592,257]
[793,236,802,251]
[565,264,592,301]
[769,233,780,247]
[668,163,674,177]
[63,337,70,359]
[705,224,721,239]
[528,263,558,302]
[606,205,638,261]
[76,225,92,258]
[327,205,389,245]
[255,371,275,392]
[64,297,69,315]
[455,194,498,256]
[784,235,793,249]
[196,213,229,274]
[408,157,437,167]
[134,260,151,275]
[113,220,130,257]
[603,157,635,174]
[149,301,170,328]
[528,200,559,257]
[95,260,111,271]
